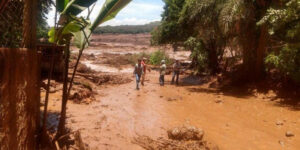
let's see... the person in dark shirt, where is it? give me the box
[171,60,181,85]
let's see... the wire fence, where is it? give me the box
[0,0,24,48]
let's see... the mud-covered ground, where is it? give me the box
[42,34,300,150]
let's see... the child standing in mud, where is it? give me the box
[159,60,166,86]
[134,59,144,90]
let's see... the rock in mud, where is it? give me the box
[133,125,211,150]
[286,131,295,137]
[278,140,285,146]
[215,99,223,104]
[167,125,204,141]
[276,121,284,126]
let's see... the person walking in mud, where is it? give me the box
[134,59,144,90]
[171,60,181,85]
[159,60,166,86]
[141,57,151,86]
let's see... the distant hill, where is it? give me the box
[93,21,160,34]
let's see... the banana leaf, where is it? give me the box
[73,25,91,49]
[90,0,132,31]
[57,0,97,16]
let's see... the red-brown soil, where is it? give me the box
[43,34,300,150]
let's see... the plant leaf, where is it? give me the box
[61,0,97,16]
[91,0,132,31]
[62,20,82,35]
[73,25,91,49]
[48,27,56,43]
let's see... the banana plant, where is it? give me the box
[49,0,132,139]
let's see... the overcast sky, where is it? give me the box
[47,0,164,27]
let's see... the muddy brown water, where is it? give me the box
[46,34,299,149]
[44,72,300,150]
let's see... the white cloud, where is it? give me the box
[46,0,163,27]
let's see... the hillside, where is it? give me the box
[93,21,160,34]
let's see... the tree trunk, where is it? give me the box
[56,42,70,139]
[239,0,269,81]
[207,39,219,74]
[255,25,268,79]
[22,0,37,48]
[240,18,257,81]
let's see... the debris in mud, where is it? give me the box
[133,136,208,150]
[215,99,223,104]
[167,125,204,141]
[133,125,211,150]
[278,140,285,146]
[41,80,63,93]
[68,80,96,104]
[167,98,177,101]
[77,63,95,74]
[78,73,132,85]
[286,131,295,137]
[69,89,95,104]
[167,96,183,101]
[276,121,284,126]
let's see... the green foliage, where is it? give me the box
[265,45,300,83]
[58,0,97,15]
[184,37,208,72]
[37,0,53,39]
[149,50,173,65]
[93,22,160,34]
[151,0,186,45]
[258,0,300,43]
[259,0,300,83]
[90,0,132,31]
[49,0,132,49]
[128,52,151,65]
[154,0,277,76]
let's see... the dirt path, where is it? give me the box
[62,71,300,150]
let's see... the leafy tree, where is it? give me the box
[184,37,208,73]
[149,50,173,65]
[151,0,186,51]
[179,0,226,74]
[37,0,53,38]
[259,0,300,83]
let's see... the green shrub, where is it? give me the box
[149,50,173,65]
[184,37,208,73]
[265,44,300,83]
[129,52,151,65]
